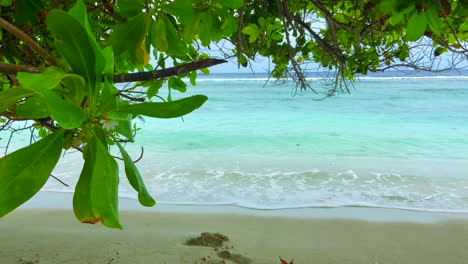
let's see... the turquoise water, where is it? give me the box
[3,76,468,212]
[138,77,468,160]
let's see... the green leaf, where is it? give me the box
[0,88,36,113]
[164,17,187,57]
[74,131,122,228]
[116,142,155,207]
[164,0,202,43]
[426,6,441,35]
[60,75,86,106]
[116,0,145,17]
[168,77,187,92]
[68,0,106,78]
[145,80,163,99]
[182,12,201,43]
[16,96,50,119]
[17,66,85,93]
[434,46,447,56]
[164,0,194,21]
[108,112,134,141]
[118,95,208,118]
[406,11,427,41]
[43,89,85,129]
[46,8,105,105]
[0,0,12,6]
[90,133,121,229]
[242,24,260,35]
[102,46,115,78]
[74,143,98,224]
[198,12,214,46]
[0,129,64,217]
[189,71,197,86]
[388,5,413,25]
[221,13,239,35]
[17,67,86,108]
[135,38,150,67]
[221,0,244,9]
[110,13,150,68]
[238,53,248,67]
[200,67,210,75]
[242,24,260,43]
[153,17,168,52]
[98,81,119,113]
[46,10,95,77]
[15,0,44,25]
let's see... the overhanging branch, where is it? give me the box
[113,58,227,83]
[0,58,228,83]
[0,17,59,66]
[0,63,42,74]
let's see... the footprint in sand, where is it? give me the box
[18,254,39,264]
[186,232,252,264]
[186,232,230,248]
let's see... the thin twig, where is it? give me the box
[133,147,144,163]
[0,17,59,66]
[119,92,146,102]
[50,174,69,187]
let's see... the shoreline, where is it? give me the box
[20,191,468,223]
[1,191,468,263]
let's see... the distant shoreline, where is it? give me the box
[199,69,468,80]
[193,75,468,82]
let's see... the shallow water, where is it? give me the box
[2,75,468,212]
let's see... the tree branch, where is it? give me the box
[113,58,227,83]
[276,0,309,91]
[0,58,228,83]
[0,17,58,66]
[0,62,42,74]
[291,15,346,64]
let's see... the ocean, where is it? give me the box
[2,73,468,213]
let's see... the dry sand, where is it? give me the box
[2,207,468,264]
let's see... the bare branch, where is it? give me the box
[0,17,59,66]
[113,58,228,83]
[0,62,42,74]
[291,15,346,64]
[0,58,228,83]
[276,0,309,91]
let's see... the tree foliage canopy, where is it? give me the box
[0,0,466,228]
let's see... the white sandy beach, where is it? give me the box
[1,192,468,264]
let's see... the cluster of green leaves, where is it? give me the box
[0,0,245,228]
[237,0,467,82]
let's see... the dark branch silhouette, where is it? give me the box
[113,58,227,83]
[0,58,227,83]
